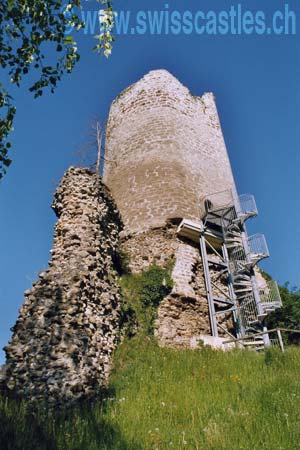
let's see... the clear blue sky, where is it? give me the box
[1,0,299,363]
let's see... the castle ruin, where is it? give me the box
[0,168,122,405]
[0,70,282,405]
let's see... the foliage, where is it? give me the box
[0,87,15,179]
[0,0,115,179]
[2,342,300,449]
[120,265,173,336]
[266,283,300,344]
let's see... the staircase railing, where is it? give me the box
[200,188,282,345]
[247,234,269,264]
[238,194,258,219]
[260,280,282,309]
[227,233,269,271]
[202,190,258,221]
[202,189,234,212]
[223,328,300,353]
[239,294,259,330]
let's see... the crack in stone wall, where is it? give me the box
[0,167,122,407]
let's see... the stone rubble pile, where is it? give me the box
[0,167,122,407]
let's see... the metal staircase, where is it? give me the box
[177,188,282,349]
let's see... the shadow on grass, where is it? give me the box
[0,408,58,450]
[53,388,143,450]
[0,389,142,450]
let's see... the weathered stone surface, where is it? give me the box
[1,167,122,407]
[121,225,233,348]
[102,70,236,349]
[103,69,235,235]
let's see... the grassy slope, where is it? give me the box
[1,267,299,450]
[1,338,300,450]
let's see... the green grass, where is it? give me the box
[1,268,300,449]
[1,339,300,450]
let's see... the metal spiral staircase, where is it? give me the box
[177,189,282,349]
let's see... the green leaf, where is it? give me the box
[7,0,15,11]
[0,0,116,178]
[63,36,74,44]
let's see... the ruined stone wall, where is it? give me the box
[103,69,235,235]
[0,167,122,406]
[121,227,233,348]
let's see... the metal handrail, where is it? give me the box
[223,328,300,352]
[201,190,258,221]
[228,234,269,272]
[248,234,270,260]
[260,280,282,307]
[202,189,234,212]
[239,294,259,329]
[238,194,258,218]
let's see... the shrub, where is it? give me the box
[120,265,173,336]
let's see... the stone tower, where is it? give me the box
[103,69,236,235]
[104,70,236,347]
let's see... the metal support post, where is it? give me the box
[199,235,218,337]
[262,325,271,348]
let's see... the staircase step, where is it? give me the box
[213,297,234,306]
[234,287,252,291]
[207,258,227,267]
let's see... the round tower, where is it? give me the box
[103,69,235,235]
[103,70,236,347]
